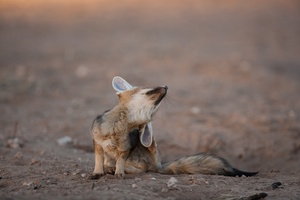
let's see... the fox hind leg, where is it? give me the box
[148,139,162,170]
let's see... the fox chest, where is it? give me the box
[100,139,117,152]
[97,135,131,158]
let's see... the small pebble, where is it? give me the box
[75,65,88,78]
[30,158,38,165]
[167,177,178,188]
[161,188,168,193]
[73,169,82,175]
[23,182,33,186]
[272,182,282,190]
[57,136,72,146]
[33,185,40,190]
[14,152,22,159]
[7,138,23,148]
[132,183,138,189]
[190,106,201,114]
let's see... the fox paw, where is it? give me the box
[105,167,115,175]
[90,173,104,180]
[115,172,125,179]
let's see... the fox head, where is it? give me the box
[127,86,167,122]
[112,76,167,147]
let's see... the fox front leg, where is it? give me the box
[90,139,105,179]
[115,150,130,179]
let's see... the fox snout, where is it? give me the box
[146,86,168,95]
[146,86,168,106]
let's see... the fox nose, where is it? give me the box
[161,86,168,94]
[146,86,168,95]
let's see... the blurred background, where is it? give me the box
[1,0,300,173]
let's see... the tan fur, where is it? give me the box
[91,85,257,179]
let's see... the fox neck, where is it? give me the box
[108,104,150,134]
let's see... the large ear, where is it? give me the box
[139,122,153,147]
[112,76,133,92]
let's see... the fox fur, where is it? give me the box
[90,77,258,179]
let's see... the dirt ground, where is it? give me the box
[0,0,300,199]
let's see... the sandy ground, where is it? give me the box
[0,0,300,199]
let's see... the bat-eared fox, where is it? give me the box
[90,76,258,179]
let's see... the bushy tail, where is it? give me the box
[159,153,258,177]
[227,168,258,177]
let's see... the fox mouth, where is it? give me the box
[146,86,168,106]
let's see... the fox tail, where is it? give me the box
[159,153,258,177]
